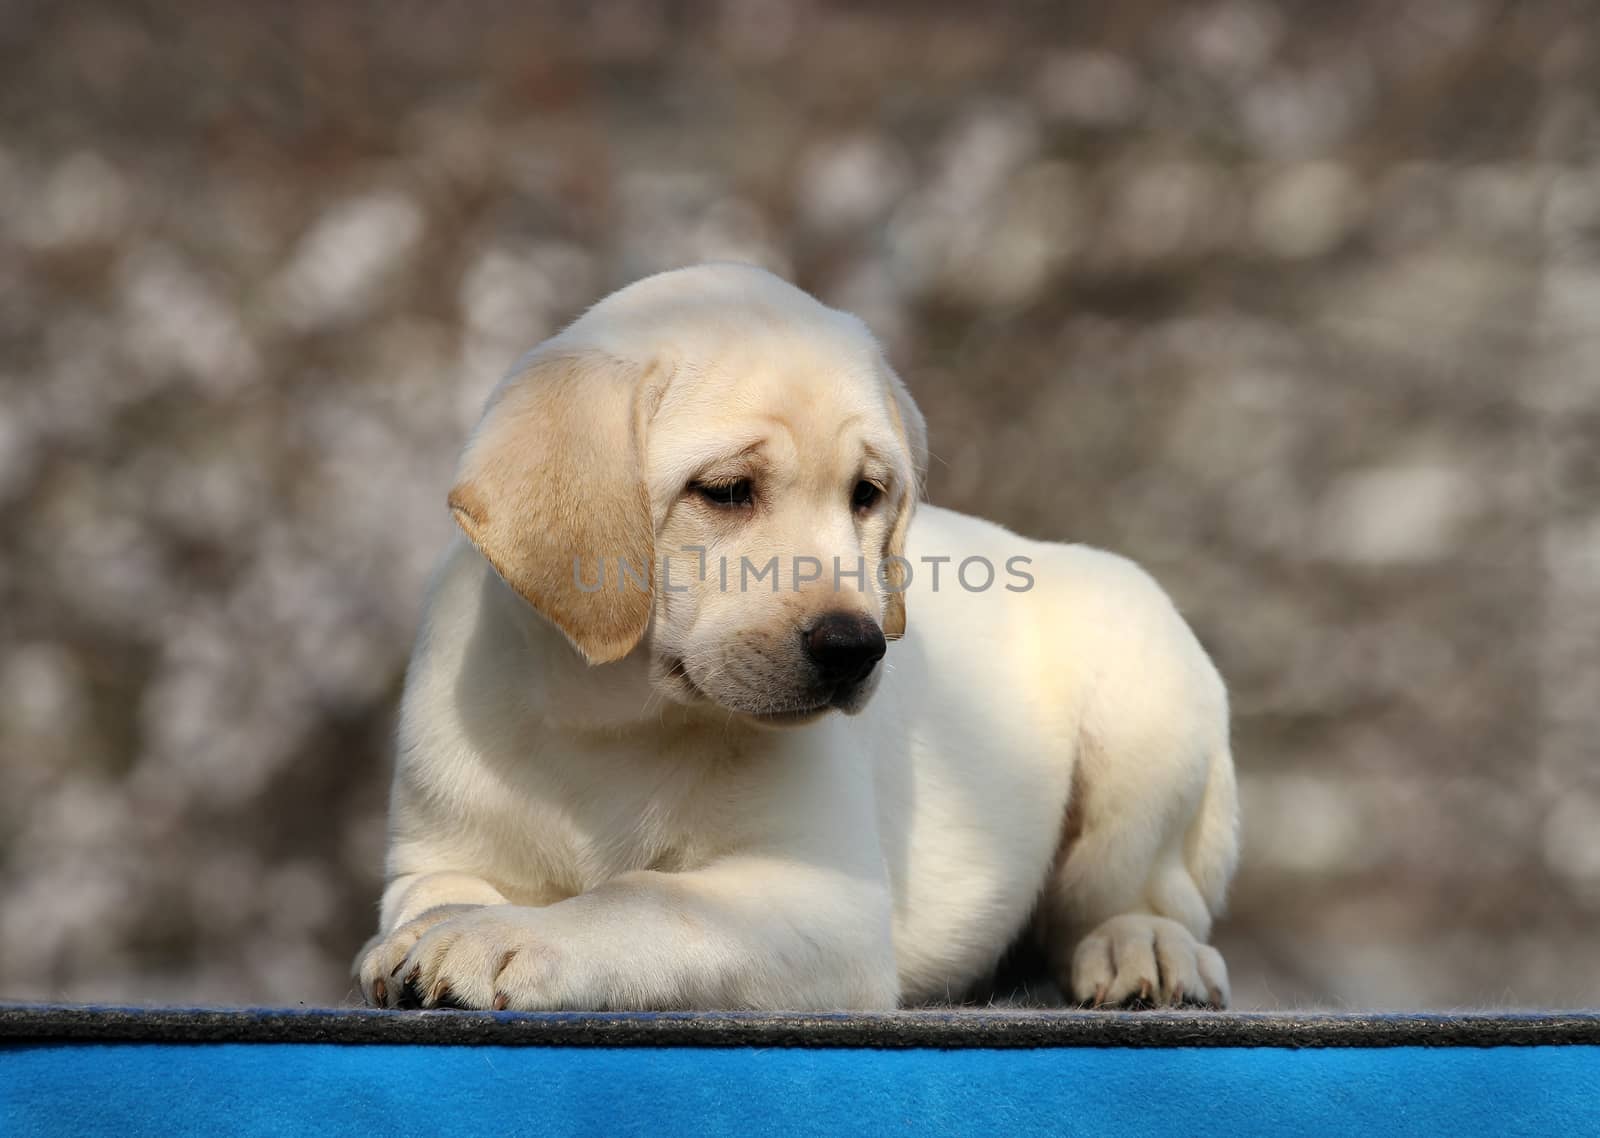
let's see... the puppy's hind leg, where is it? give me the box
[1038,738,1238,1009]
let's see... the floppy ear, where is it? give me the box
[448,350,657,665]
[881,364,928,642]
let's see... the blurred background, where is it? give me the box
[2,0,1597,1010]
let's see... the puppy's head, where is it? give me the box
[449,263,927,725]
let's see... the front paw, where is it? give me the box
[1069,914,1230,1009]
[354,905,484,1008]
[396,906,569,1011]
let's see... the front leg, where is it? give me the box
[395,860,898,1011]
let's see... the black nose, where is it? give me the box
[803,612,887,687]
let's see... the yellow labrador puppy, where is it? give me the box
[355,263,1237,1011]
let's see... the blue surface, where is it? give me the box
[2,1043,1597,1136]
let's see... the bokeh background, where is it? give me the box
[3,0,1597,1010]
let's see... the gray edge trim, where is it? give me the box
[3,1006,1600,1048]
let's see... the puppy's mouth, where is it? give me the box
[661,656,856,726]
[746,705,832,728]
[663,656,706,700]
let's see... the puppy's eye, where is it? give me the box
[852,480,884,512]
[693,479,754,508]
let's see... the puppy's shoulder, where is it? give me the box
[400,536,527,735]
[422,532,491,618]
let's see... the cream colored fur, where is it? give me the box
[355,263,1238,1011]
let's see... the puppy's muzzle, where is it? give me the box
[803,612,886,690]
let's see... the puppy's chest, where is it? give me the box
[464,739,738,900]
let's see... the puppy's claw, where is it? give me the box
[1070,914,1231,1010]
[493,992,509,1011]
[371,978,386,1006]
